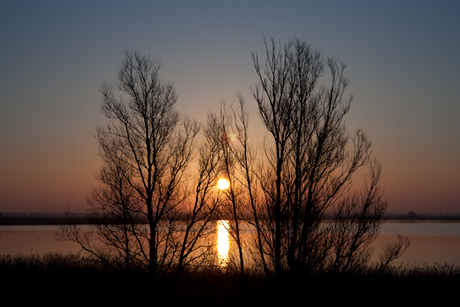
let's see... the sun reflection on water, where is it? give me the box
[217,220,230,268]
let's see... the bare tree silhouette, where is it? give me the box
[245,37,408,277]
[58,51,222,277]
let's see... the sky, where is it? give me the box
[1,0,459,214]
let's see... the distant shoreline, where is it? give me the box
[0,213,90,226]
[1,212,460,225]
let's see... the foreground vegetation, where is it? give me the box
[1,252,458,306]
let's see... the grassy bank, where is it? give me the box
[1,253,459,306]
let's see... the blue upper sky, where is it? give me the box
[1,0,459,213]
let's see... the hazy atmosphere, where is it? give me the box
[1,0,459,214]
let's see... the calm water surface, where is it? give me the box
[373,221,460,266]
[1,221,460,266]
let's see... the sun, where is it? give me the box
[217,178,230,190]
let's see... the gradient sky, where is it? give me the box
[1,0,459,213]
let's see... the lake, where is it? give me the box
[1,221,460,267]
[373,221,460,266]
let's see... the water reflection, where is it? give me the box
[2,222,460,267]
[216,220,230,268]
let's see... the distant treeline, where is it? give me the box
[0,213,91,225]
[1,211,460,225]
[384,211,460,221]
[0,212,223,225]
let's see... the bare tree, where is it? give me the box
[58,51,217,277]
[229,96,270,276]
[174,112,225,277]
[251,38,298,276]
[250,37,406,276]
[215,100,249,278]
[216,96,273,277]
